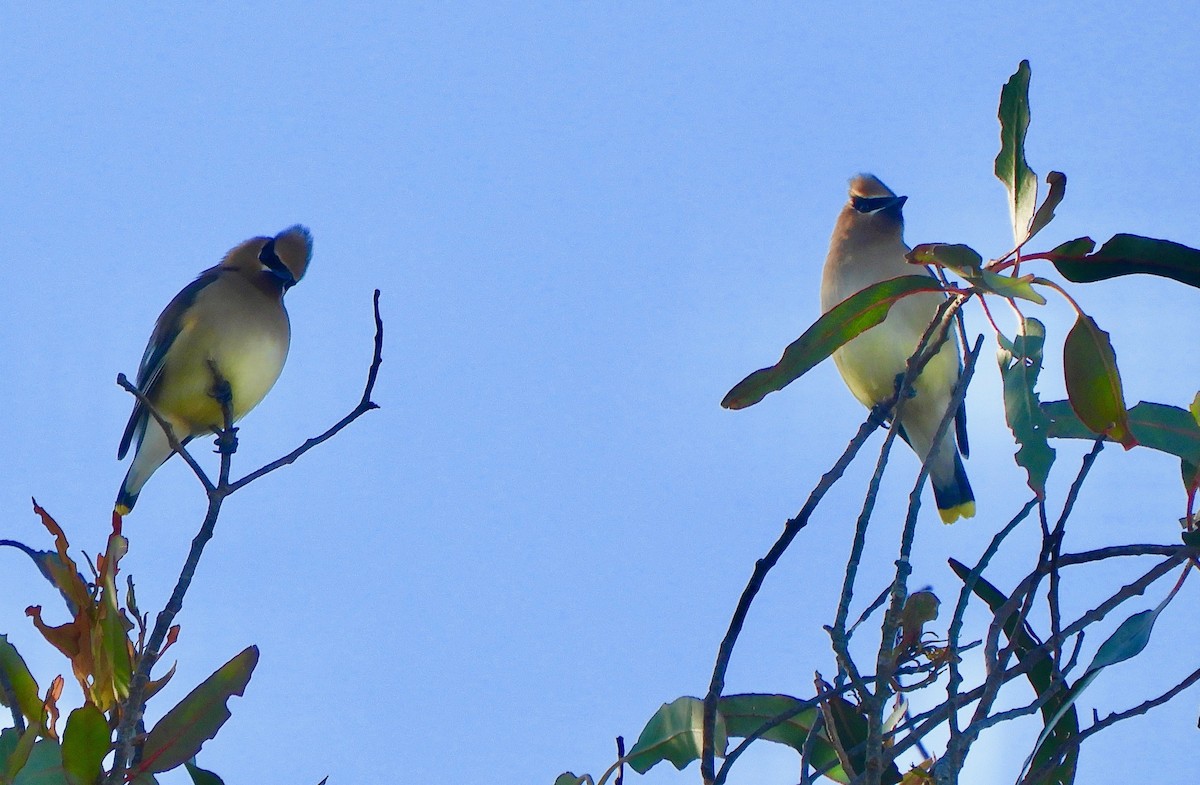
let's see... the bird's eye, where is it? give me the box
[851,196,895,214]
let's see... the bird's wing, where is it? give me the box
[117,269,221,459]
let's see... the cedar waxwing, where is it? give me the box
[820,175,974,523]
[115,225,312,515]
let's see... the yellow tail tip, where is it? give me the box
[938,501,976,525]
[114,503,132,517]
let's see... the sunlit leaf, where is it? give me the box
[995,60,1038,245]
[718,694,846,783]
[998,319,1056,497]
[722,276,944,409]
[1050,233,1200,289]
[949,560,1077,784]
[908,245,1045,303]
[0,637,43,729]
[1027,171,1067,242]
[61,705,108,785]
[1063,315,1136,449]
[137,647,259,774]
[626,697,726,774]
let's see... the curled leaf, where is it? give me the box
[995,60,1038,244]
[626,696,726,774]
[1027,171,1067,242]
[998,318,1055,497]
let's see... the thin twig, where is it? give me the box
[702,293,972,785]
[228,290,384,492]
[1027,665,1200,785]
[107,291,385,783]
[700,413,882,784]
[863,334,983,784]
[114,375,214,492]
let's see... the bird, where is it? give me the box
[819,175,974,523]
[115,225,312,515]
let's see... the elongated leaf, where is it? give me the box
[908,243,982,273]
[1024,591,1175,781]
[722,276,944,409]
[1050,233,1200,289]
[1042,401,1200,464]
[909,245,1046,303]
[949,559,1077,784]
[61,705,108,785]
[184,760,226,785]
[998,319,1056,497]
[0,542,81,616]
[996,60,1038,245]
[137,647,259,774]
[718,694,846,783]
[2,728,38,784]
[1027,171,1067,242]
[10,738,65,785]
[626,697,726,774]
[1063,315,1136,449]
[553,774,589,785]
[0,637,42,729]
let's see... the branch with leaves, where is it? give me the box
[558,60,1200,785]
[0,291,384,785]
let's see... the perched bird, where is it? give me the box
[115,225,312,514]
[820,175,974,523]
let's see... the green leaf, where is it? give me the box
[1050,233,1200,289]
[998,319,1056,498]
[908,243,982,273]
[1,727,38,785]
[136,646,259,774]
[718,694,846,783]
[1063,315,1136,449]
[10,738,65,785]
[61,705,108,785]
[553,774,589,785]
[0,543,82,617]
[184,760,226,785]
[817,690,901,785]
[721,276,945,409]
[908,244,1046,303]
[626,697,726,774]
[0,637,42,730]
[978,270,1047,304]
[1042,401,1200,464]
[1027,171,1067,242]
[1024,592,1174,781]
[949,560,1077,784]
[995,60,1038,245]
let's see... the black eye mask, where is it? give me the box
[851,195,902,214]
[258,238,295,286]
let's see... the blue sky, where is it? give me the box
[1,4,1198,784]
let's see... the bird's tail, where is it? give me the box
[932,452,975,524]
